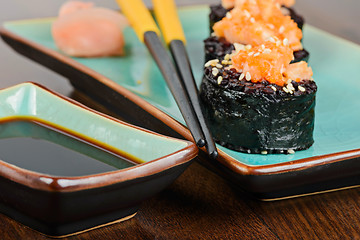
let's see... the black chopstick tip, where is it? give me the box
[209,150,218,160]
[196,139,206,148]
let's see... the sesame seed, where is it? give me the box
[204,59,219,67]
[212,67,219,76]
[298,86,306,92]
[216,63,223,68]
[267,37,276,43]
[250,17,255,23]
[267,24,275,30]
[239,73,245,80]
[282,87,289,93]
[276,40,281,47]
[234,43,245,52]
[217,76,223,85]
[283,38,289,46]
[224,54,231,61]
[248,51,254,56]
[261,44,265,49]
[287,149,295,154]
[226,12,232,19]
[261,150,268,155]
[244,10,251,18]
[245,72,251,81]
[263,49,272,54]
[279,26,285,34]
[254,52,260,57]
[271,86,277,91]
[245,44,252,50]
[222,60,232,65]
[287,83,295,92]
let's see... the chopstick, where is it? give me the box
[152,0,218,159]
[116,0,218,158]
[143,31,205,148]
[116,0,218,159]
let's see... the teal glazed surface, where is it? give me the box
[0,83,188,164]
[4,6,360,166]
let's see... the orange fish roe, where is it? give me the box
[231,40,312,86]
[221,0,295,9]
[214,0,303,51]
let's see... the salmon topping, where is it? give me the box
[221,0,295,9]
[214,0,302,51]
[284,61,313,82]
[231,40,312,86]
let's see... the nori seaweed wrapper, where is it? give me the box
[204,36,309,63]
[209,4,304,32]
[199,67,317,154]
[209,4,230,33]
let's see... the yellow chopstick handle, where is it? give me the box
[116,0,160,42]
[152,0,186,45]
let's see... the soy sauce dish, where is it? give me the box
[0,82,198,237]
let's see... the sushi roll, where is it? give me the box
[205,0,309,63]
[209,0,304,31]
[199,40,317,154]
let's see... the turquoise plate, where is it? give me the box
[0,82,197,236]
[2,5,360,200]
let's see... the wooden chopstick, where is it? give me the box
[152,0,218,159]
[143,31,206,148]
[116,0,207,149]
[168,41,218,159]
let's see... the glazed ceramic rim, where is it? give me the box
[1,20,360,178]
[0,82,198,192]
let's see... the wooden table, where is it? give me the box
[1,1,360,239]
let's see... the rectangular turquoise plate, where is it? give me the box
[2,5,360,199]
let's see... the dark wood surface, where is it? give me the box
[1,1,360,239]
[1,160,360,239]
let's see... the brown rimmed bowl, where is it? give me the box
[0,82,198,237]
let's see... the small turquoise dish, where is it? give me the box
[1,5,360,200]
[0,82,198,237]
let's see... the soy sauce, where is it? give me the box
[0,120,139,176]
